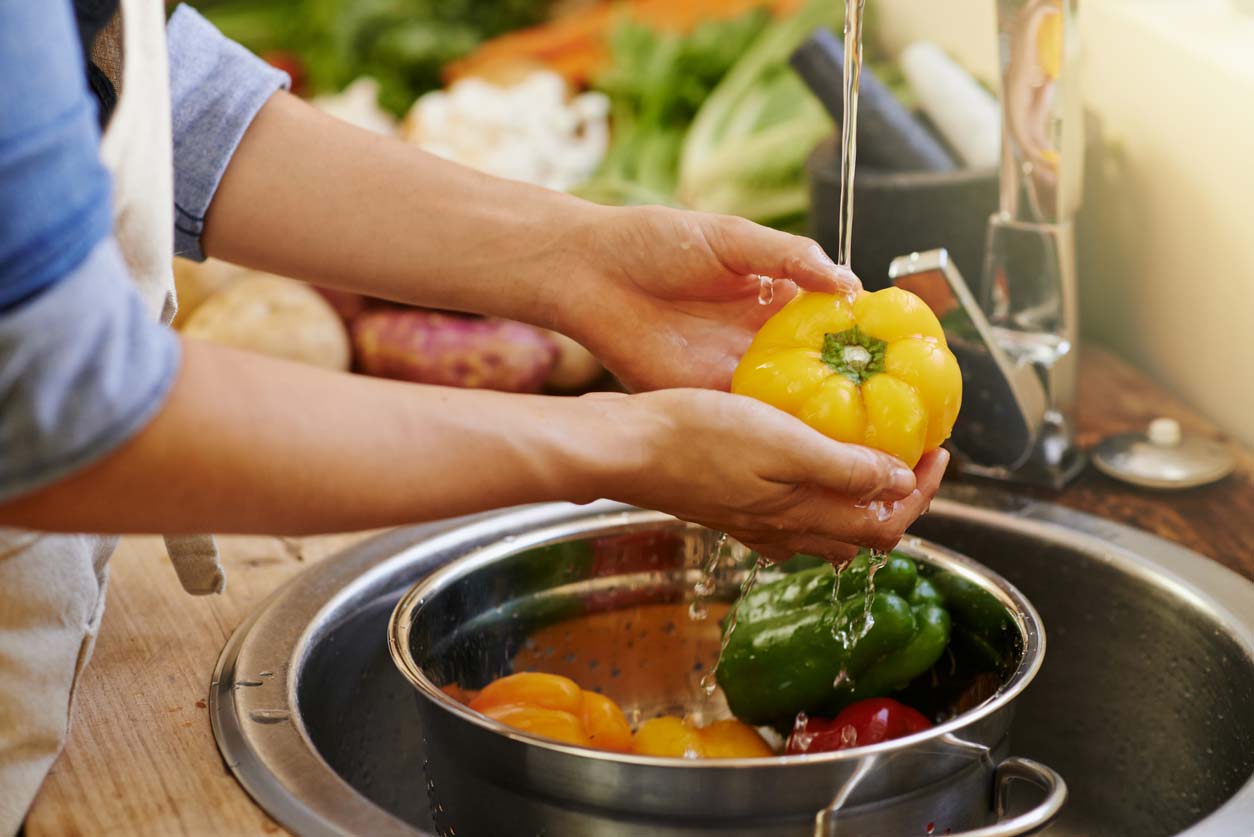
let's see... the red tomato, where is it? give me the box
[786,699,932,754]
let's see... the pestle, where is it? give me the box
[790,27,956,173]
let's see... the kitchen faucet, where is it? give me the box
[889,0,1085,488]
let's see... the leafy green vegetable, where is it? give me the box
[582,9,771,202]
[581,0,882,228]
[675,0,837,227]
[673,0,904,228]
[190,0,547,115]
[568,177,677,209]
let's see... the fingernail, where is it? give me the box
[888,467,915,496]
[808,243,838,268]
[808,245,861,292]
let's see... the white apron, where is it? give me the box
[0,2,223,831]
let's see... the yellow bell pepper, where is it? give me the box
[731,288,962,468]
[632,716,774,759]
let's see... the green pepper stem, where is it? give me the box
[821,326,887,384]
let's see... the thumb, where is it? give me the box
[706,215,861,295]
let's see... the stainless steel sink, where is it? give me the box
[211,494,1254,837]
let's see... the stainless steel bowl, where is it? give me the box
[211,496,1254,836]
[388,509,1065,836]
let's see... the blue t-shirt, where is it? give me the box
[0,2,288,502]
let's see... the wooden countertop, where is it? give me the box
[24,346,1254,836]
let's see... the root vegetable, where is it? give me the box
[182,273,351,371]
[541,329,603,391]
[351,309,558,393]
[171,257,249,329]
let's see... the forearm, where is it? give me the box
[0,340,625,535]
[201,92,603,329]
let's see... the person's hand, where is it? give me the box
[582,390,949,561]
[559,205,859,392]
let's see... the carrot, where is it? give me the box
[445,0,802,86]
[443,4,618,83]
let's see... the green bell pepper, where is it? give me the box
[923,566,1018,673]
[715,551,952,727]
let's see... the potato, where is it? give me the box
[182,273,351,371]
[352,309,557,393]
[311,285,372,322]
[540,329,603,392]
[171,257,249,329]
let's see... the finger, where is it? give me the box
[741,541,798,564]
[846,449,952,550]
[783,490,892,550]
[779,537,862,563]
[913,448,950,502]
[772,422,916,501]
[706,215,861,295]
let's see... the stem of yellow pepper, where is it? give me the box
[821,326,886,384]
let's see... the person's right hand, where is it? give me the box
[584,389,949,562]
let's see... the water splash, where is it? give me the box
[757,276,775,305]
[836,0,867,268]
[701,550,769,695]
[687,531,728,623]
[790,712,814,753]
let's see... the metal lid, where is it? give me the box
[1093,418,1236,490]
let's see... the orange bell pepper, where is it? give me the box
[468,672,633,753]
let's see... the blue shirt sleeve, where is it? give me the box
[0,238,180,503]
[0,0,179,503]
[0,0,113,310]
[167,5,290,261]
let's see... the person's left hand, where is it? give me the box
[558,205,860,392]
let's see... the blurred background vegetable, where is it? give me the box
[401,71,610,191]
[588,9,772,198]
[191,0,552,115]
[443,0,803,87]
[180,272,352,371]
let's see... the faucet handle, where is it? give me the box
[889,249,1046,470]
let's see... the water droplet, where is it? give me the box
[248,709,290,724]
[757,276,775,305]
[258,671,274,679]
[866,500,897,522]
[234,679,263,689]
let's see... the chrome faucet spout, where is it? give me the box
[890,0,1086,488]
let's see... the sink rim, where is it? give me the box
[209,496,1254,837]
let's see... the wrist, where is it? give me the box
[540,392,652,505]
[527,199,622,338]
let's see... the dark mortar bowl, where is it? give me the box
[807,135,999,292]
